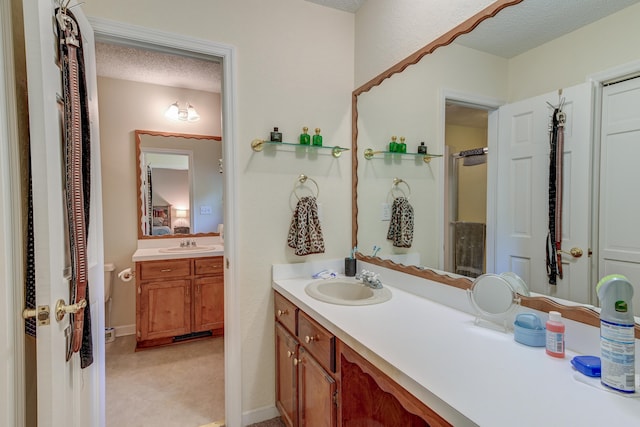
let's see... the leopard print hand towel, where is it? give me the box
[387,196,414,248]
[288,196,325,256]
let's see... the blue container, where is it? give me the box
[514,313,546,347]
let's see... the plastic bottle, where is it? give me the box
[597,274,635,393]
[545,311,565,358]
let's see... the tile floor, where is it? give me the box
[106,335,225,427]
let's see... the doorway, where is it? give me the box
[443,101,490,277]
[91,19,240,425]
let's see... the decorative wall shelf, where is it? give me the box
[251,139,349,158]
[363,148,443,163]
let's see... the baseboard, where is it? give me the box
[242,405,279,426]
[114,324,135,337]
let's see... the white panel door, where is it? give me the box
[495,83,592,302]
[23,1,104,426]
[599,77,640,315]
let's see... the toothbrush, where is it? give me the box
[372,246,381,257]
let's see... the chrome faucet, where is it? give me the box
[355,269,383,289]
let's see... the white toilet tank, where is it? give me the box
[104,263,116,303]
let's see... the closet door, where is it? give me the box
[495,83,592,302]
[599,77,640,314]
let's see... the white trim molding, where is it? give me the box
[87,17,241,427]
[0,0,25,425]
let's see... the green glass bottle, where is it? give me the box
[299,126,310,145]
[398,136,407,153]
[312,128,323,146]
[388,136,398,152]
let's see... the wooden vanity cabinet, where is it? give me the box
[337,340,452,427]
[274,291,452,427]
[136,256,224,349]
[274,292,337,427]
[193,257,225,332]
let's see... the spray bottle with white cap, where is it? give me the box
[596,274,635,393]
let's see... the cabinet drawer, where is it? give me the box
[298,310,335,373]
[139,259,191,280]
[194,256,224,276]
[274,292,297,336]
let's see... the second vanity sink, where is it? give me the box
[305,278,392,306]
[158,245,222,253]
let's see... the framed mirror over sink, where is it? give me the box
[136,129,222,239]
[351,0,640,334]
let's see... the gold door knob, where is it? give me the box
[559,247,583,258]
[286,350,293,358]
[55,299,87,322]
[305,335,316,344]
[293,358,299,366]
[277,309,288,316]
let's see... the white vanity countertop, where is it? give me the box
[132,247,223,262]
[272,261,640,427]
[132,237,224,262]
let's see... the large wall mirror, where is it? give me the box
[352,0,640,332]
[136,130,222,239]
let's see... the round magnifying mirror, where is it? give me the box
[467,274,520,329]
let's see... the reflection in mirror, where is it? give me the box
[467,273,519,331]
[136,130,222,239]
[353,0,640,329]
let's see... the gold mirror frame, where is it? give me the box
[350,0,640,338]
[135,129,222,240]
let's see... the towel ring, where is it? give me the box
[391,177,411,200]
[293,174,320,200]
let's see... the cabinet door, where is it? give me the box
[298,347,337,427]
[193,275,224,332]
[276,323,298,427]
[139,279,191,341]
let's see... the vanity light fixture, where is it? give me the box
[165,101,200,122]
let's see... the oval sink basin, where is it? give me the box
[305,278,392,306]
[158,245,222,253]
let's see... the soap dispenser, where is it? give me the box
[597,274,635,393]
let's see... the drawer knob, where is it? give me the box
[277,309,288,316]
[305,335,316,344]
[160,268,172,272]
[287,350,293,358]
[293,358,299,366]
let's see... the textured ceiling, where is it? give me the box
[95,42,222,93]
[455,0,640,58]
[305,0,367,13]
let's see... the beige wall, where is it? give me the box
[98,76,220,329]
[446,125,487,223]
[86,0,355,416]
[508,2,640,101]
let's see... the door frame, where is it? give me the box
[0,0,26,425]
[588,59,640,304]
[439,90,503,272]
[88,17,241,426]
